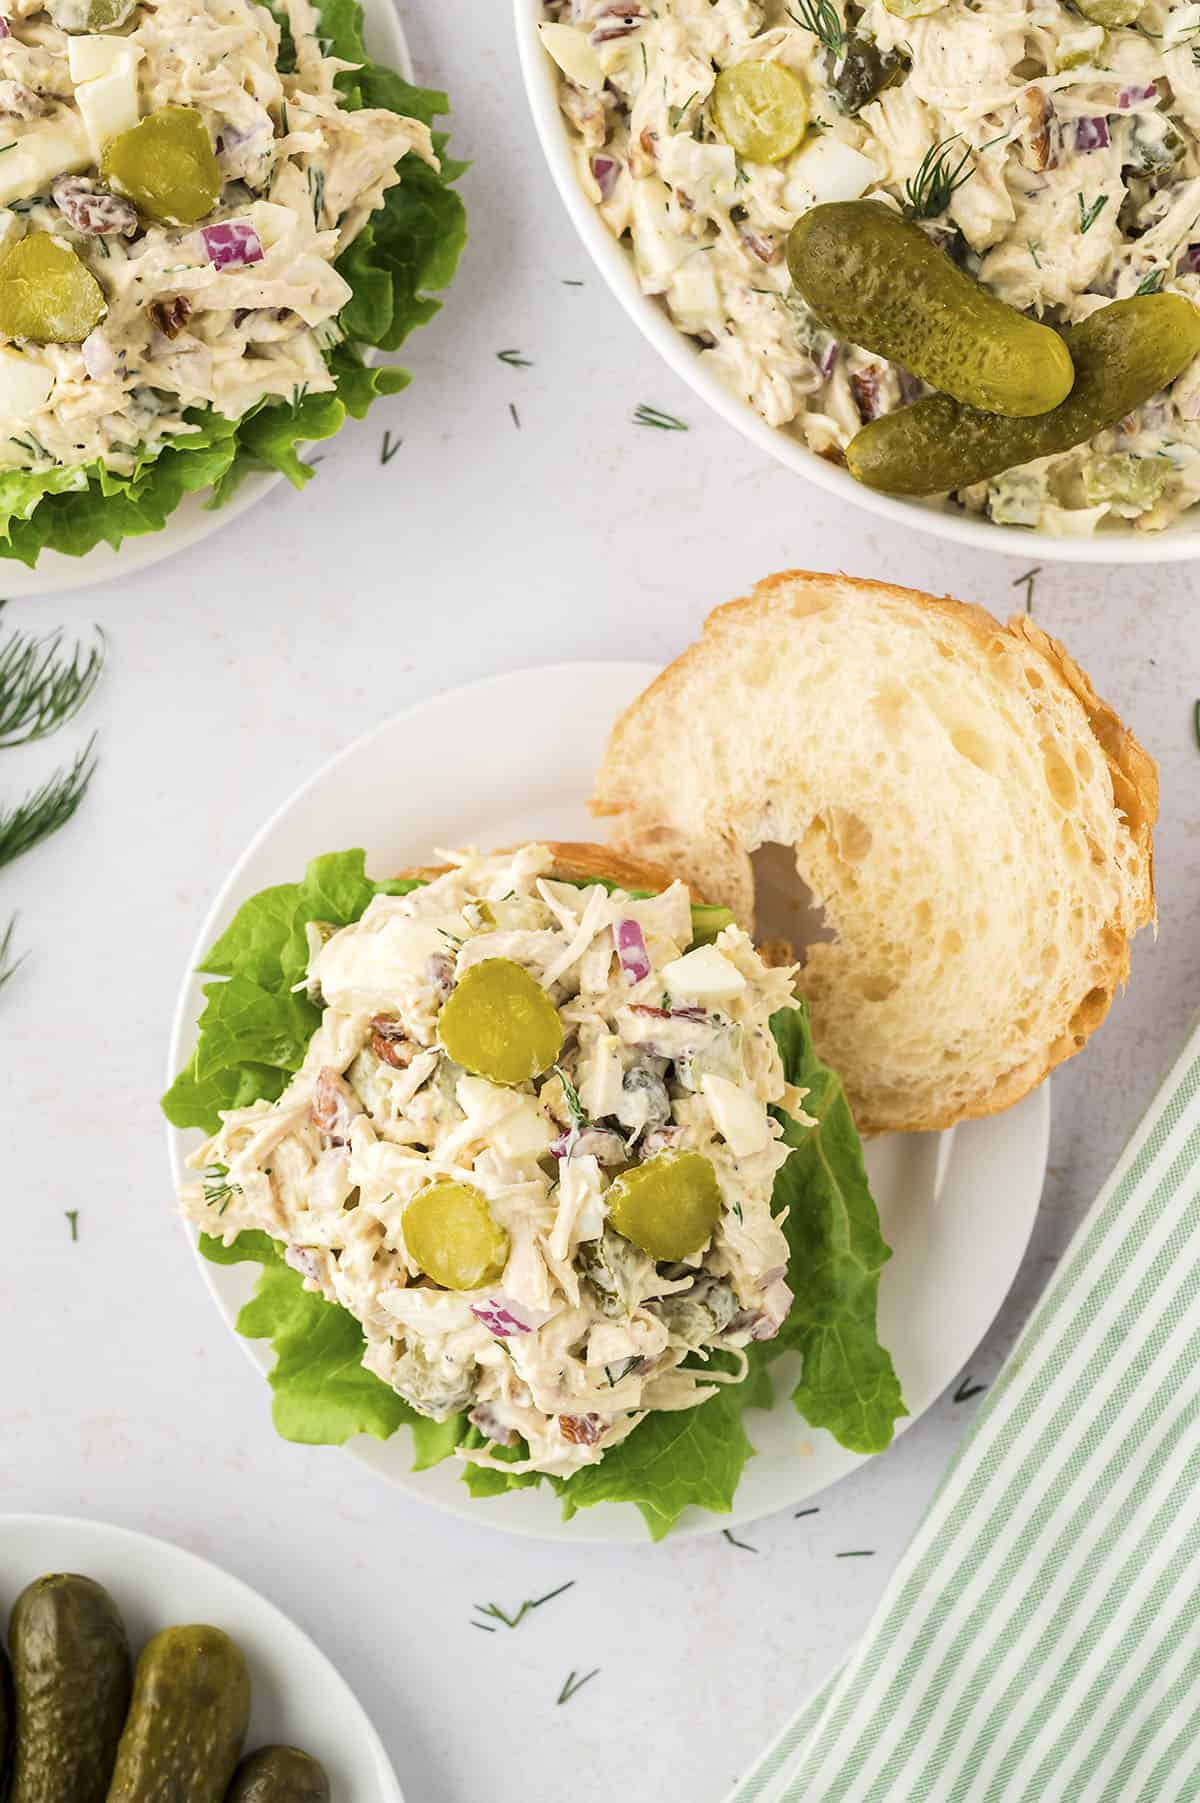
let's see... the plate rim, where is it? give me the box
[164,660,1051,1543]
[511,0,1200,566]
[0,1511,404,1801]
[5,3,414,599]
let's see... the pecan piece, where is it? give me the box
[369,1015,417,1069]
[1016,87,1058,173]
[558,1412,604,1446]
[52,177,138,238]
[310,1066,362,1146]
[148,295,192,339]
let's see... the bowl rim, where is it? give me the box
[514,0,1200,566]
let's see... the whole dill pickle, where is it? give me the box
[787,199,1075,416]
[846,294,1200,495]
[9,1573,131,1803]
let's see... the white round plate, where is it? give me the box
[0,1514,403,1799]
[514,0,1200,564]
[166,662,1050,1542]
[6,4,413,599]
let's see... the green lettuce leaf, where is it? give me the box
[166,850,905,1534]
[769,1007,908,1454]
[3,0,465,566]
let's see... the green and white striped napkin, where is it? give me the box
[732,1017,1200,1803]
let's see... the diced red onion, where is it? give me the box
[1118,83,1157,109]
[0,17,11,36]
[470,1295,546,1338]
[201,220,264,270]
[1074,117,1110,152]
[819,339,840,378]
[591,153,620,200]
[615,918,651,984]
[1179,244,1200,275]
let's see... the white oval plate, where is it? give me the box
[166,662,1050,1543]
[513,0,1200,565]
[0,1514,403,1799]
[5,5,412,599]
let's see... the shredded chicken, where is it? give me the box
[182,847,808,1480]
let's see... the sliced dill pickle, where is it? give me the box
[845,294,1200,495]
[101,107,221,225]
[47,0,137,27]
[438,956,563,1086]
[712,62,809,163]
[787,199,1074,416]
[607,1150,722,1261]
[403,1178,510,1290]
[1072,0,1143,25]
[0,234,105,343]
[830,36,905,115]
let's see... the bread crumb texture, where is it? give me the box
[591,572,1158,1135]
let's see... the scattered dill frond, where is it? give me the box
[1027,238,1042,268]
[634,402,688,431]
[554,1064,587,1130]
[904,135,975,220]
[786,0,845,58]
[723,1528,759,1552]
[65,1209,79,1241]
[509,402,521,429]
[557,1667,600,1705]
[1135,267,1165,294]
[474,1581,575,1631]
[667,89,699,129]
[0,736,97,872]
[1011,566,1040,613]
[0,913,24,993]
[0,619,105,748]
[380,430,402,465]
[497,348,532,368]
[202,1163,242,1215]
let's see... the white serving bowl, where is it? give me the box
[514,0,1200,565]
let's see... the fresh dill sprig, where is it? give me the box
[723,1527,759,1552]
[202,1163,242,1215]
[380,429,402,465]
[497,348,532,368]
[904,134,975,220]
[1135,267,1165,294]
[603,1354,642,1387]
[1027,237,1042,269]
[0,913,24,993]
[0,736,97,872]
[1194,698,1199,752]
[557,1667,600,1705]
[634,402,688,431]
[1077,192,1108,234]
[554,1064,587,1130]
[786,0,845,58]
[65,1209,79,1241]
[0,619,104,748]
[473,1581,575,1631]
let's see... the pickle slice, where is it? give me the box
[0,234,105,343]
[712,62,809,163]
[607,1150,723,1261]
[403,1179,510,1290]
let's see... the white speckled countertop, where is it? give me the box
[2,4,1199,1798]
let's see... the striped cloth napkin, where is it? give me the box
[731,1017,1200,1803]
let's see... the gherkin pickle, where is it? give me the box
[403,1178,510,1290]
[106,1626,249,1803]
[0,235,105,344]
[830,37,905,116]
[883,0,946,16]
[438,956,564,1086]
[9,1573,131,1803]
[227,1746,332,1803]
[845,294,1200,495]
[101,107,222,225]
[712,61,809,163]
[788,200,1075,416]
[606,1150,723,1261]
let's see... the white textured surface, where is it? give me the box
[1,3,1199,1800]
